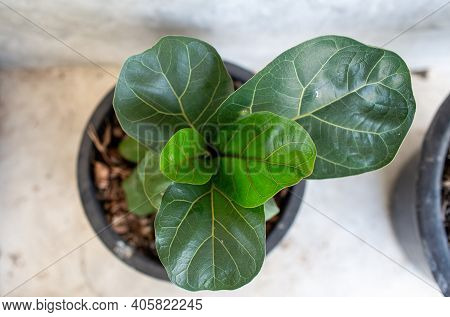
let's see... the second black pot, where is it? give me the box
[77,62,306,281]
[391,93,450,296]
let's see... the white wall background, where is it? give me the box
[1,0,449,71]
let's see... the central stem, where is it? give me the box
[206,144,219,159]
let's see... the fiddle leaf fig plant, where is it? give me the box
[160,112,316,207]
[113,35,415,291]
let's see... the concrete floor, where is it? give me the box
[0,65,449,296]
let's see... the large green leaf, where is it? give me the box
[218,35,415,178]
[213,112,316,208]
[113,36,234,150]
[118,136,147,163]
[137,150,172,209]
[160,128,217,185]
[155,182,265,291]
[122,169,156,216]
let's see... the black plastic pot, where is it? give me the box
[391,93,450,296]
[77,62,306,281]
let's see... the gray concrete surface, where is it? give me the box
[0,0,450,70]
[0,65,449,296]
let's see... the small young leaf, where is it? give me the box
[219,35,415,178]
[122,169,156,216]
[213,112,316,208]
[264,199,280,221]
[118,136,147,163]
[113,36,234,150]
[155,182,265,291]
[137,150,172,210]
[160,128,217,185]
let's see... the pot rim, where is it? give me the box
[76,61,305,281]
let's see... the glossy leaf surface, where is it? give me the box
[219,35,415,178]
[213,112,316,207]
[113,36,234,150]
[160,128,217,185]
[155,182,265,291]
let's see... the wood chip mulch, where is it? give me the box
[89,117,158,258]
[443,149,450,246]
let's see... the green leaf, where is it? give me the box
[137,149,172,209]
[264,199,279,221]
[213,112,316,208]
[122,169,156,216]
[118,136,147,163]
[219,35,415,178]
[113,36,234,150]
[160,128,217,185]
[155,182,265,291]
